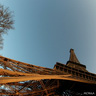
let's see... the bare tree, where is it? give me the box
[0,4,14,49]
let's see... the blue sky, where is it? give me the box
[0,0,96,74]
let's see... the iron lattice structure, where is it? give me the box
[0,49,96,96]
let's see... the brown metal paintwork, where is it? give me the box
[0,49,96,95]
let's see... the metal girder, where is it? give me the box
[0,56,60,95]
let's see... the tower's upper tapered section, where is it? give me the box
[69,49,80,64]
[66,49,87,72]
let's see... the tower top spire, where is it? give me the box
[66,49,87,71]
[69,49,80,64]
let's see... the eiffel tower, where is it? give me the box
[0,49,96,96]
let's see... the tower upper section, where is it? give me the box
[66,49,87,72]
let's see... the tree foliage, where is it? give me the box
[0,4,14,49]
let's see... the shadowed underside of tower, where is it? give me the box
[0,49,96,96]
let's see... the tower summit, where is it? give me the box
[66,49,87,72]
[69,48,80,63]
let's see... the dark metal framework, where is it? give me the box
[0,49,96,96]
[0,56,61,96]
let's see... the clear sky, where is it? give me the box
[0,0,96,74]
